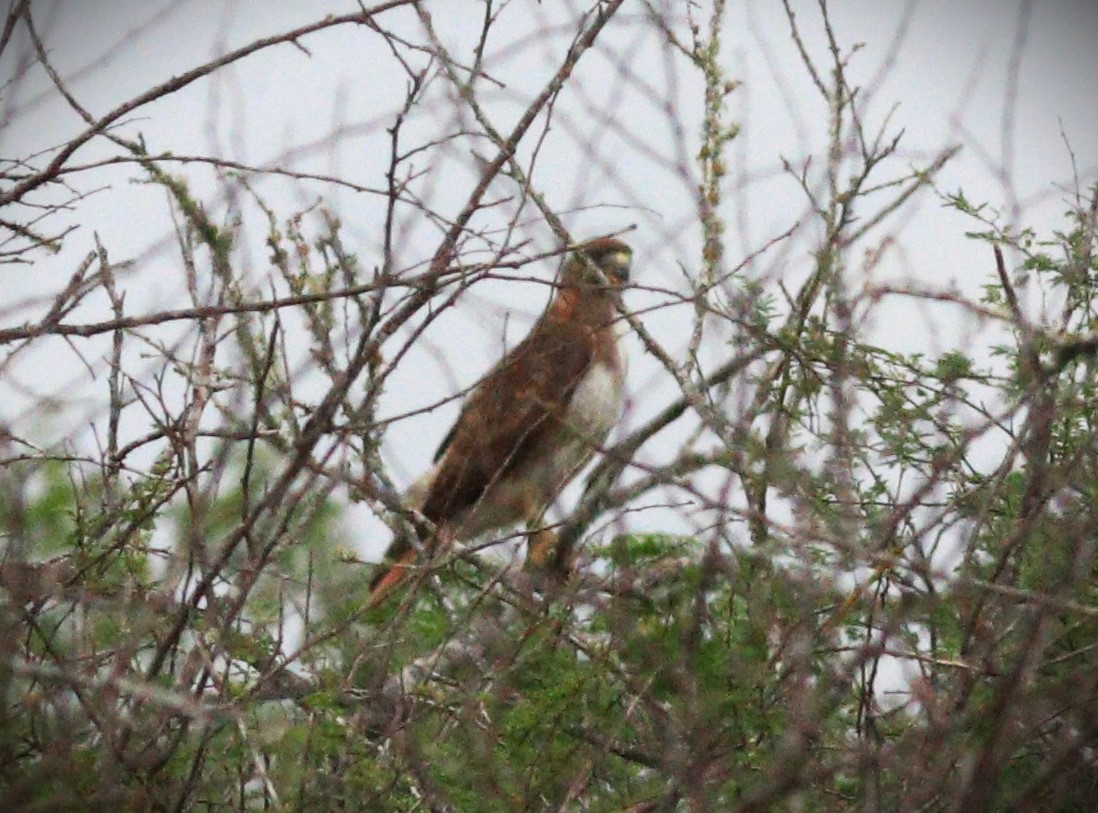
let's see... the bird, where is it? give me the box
[366,236,633,607]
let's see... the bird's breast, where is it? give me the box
[534,356,625,489]
[567,357,626,438]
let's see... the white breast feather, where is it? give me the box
[567,360,624,439]
[538,358,625,490]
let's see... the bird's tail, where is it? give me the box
[365,543,418,609]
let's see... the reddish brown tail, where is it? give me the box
[366,547,418,608]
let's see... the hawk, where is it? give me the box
[367,237,632,607]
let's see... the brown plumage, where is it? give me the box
[367,237,632,607]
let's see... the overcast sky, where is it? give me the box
[3,0,1097,555]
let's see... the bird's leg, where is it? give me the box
[518,494,558,571]
[523,522,576,597]
[523,501,577,587]
[525,525,560,569]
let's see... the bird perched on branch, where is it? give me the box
[367,236,633,607]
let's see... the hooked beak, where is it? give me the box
[602,249,632,284]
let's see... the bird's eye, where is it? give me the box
[605,250,632,280]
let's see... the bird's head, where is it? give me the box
[560,236,632,292]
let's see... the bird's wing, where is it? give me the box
[366,318,591,604]
[420,316,593,524]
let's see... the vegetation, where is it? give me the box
[1,1,1096,810]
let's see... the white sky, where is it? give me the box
[2,0,1097,558]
